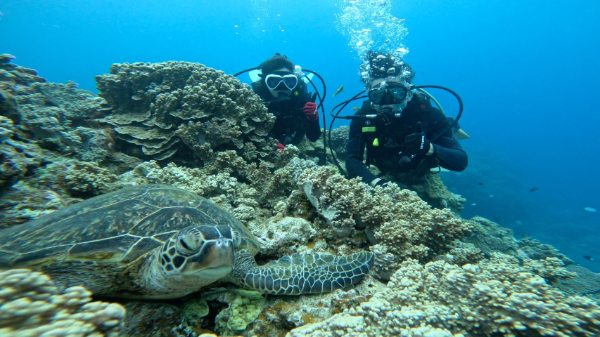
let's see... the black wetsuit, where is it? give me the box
[251,80,321,145]
[346,93,468,184]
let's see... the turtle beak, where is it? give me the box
[183,237,234,277]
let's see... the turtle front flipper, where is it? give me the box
[230,250,374,295]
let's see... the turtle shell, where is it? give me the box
[0,185,260,268]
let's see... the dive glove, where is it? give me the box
[403,122,433,156]
[304,102,318,121]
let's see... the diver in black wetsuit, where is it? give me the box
[251,53,321,150]
[346,51,468,187]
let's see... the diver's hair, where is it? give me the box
[360,50,415,85]
[259,53,295,75]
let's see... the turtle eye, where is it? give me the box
[179,238,191,251]
[176,229,204,254]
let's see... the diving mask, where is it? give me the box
[265,73,299,90]
[368,82,409,105]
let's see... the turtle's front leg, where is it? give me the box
[229,250,374,295]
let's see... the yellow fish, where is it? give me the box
[332,85,344,97]
[351,107,361,111]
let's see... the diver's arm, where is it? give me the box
[428,111,468,171]
[346,118,378,184]
[431,142,468,171]
[305,118,321,142]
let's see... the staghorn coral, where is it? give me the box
[0,269,125,337]
[288,253,600,337]
[95,61,276,164]
[298,166,470,277]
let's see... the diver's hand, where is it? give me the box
[370,178,389,188]
[303,102,318,121]
[403,122,433,156]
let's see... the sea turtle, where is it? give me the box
[0,185,373,299]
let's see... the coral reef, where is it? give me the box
[463,215,520,256]
[95,61,276,163]
[288,253,600,337]
[249,216,319,256]
[2,54,600,337]
[557,265,600,301]
[298,166,471,279]
[0,269,125,337]
[386,171,466,214]
[328,125,349,157]
[518,236,574,266]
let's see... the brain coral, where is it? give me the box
[288,253,600,337]
[95,61,276,164]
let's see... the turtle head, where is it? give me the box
[159,225,242,280]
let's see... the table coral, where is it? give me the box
[96,61,276,164]
[0,269,125,337]
[288,253,600,337]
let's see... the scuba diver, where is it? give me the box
[346,50,468,188]
[251,53,321,150]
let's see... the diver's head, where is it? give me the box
[259,53,299,97]
[361,50,415,114]
[368,76,413,114]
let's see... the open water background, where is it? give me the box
[1,0,599,271]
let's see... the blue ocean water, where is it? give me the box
[2,0,599,270]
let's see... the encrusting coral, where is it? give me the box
[0,269,125,337]
[95,61,276,164]
[298,166,471,279]
[288,253,600,337]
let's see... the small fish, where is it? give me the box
[332,85,344,97]
[530,187,539,192]
[471,203,476,206]
[43,96,61,107]
[584,207,597,212]
[584,256,594,261]
[521,233,530,238]
[478,182,484,186]
[351,107,361,111]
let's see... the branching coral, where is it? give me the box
[288,253,600,337]
[96,61,276,164]
[59,160,118,196]
[329,126,350,157]
[297,166,471,277]
[0,269,125,337]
